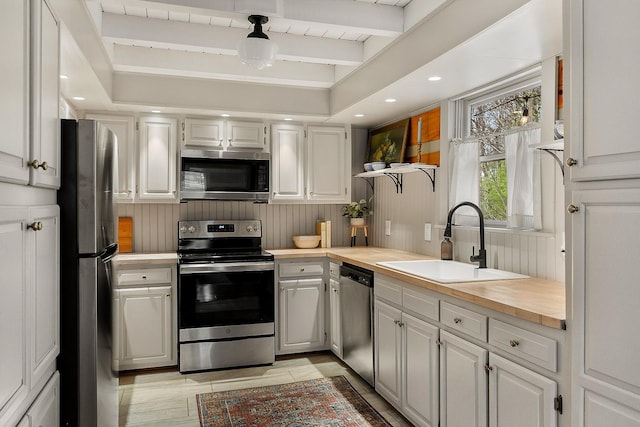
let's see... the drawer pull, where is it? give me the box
[509,339,520,347]
[300,268,305,272]
[453,317,462,324]
[398,321,405,328]
[485,364,493,372]
[142,275,147,279]
[27,221,43,231]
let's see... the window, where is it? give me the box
[465,83,541,225]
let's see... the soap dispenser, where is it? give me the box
[441,237,453,260]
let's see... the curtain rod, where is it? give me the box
[451,123,541,144]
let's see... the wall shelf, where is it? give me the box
[355,164,438,193]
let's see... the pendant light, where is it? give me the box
[238,15,278,70]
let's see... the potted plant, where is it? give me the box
[342,198,372,226]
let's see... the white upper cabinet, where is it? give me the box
[0,0,60,189]
[85,115,136,202]
[271,123,305,201]
[307,125,349,203]
[138,116,178,202]
[0,0,30,185]
[29,0,60,189]
[183,118,267,151]
[567,0,640,181]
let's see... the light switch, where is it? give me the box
[385,220,391,236]
[424,223,432,241]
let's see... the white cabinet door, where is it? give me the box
[402,312,439,427]
[29,0,60,189]
[440,330,488,427]
[374,300,402,408]
[567,0,640,181]
[278,278,325,353]
[488,353,556,427]
[138,116,178,202]
[26,371,59,427]
[0,0,30,185]
[0,207,29,424]
[570,188,640,424]
[306,126,349,203]
[227,120,266,150]
[271,123,305,202]
[183,118,224,149]
[85,115,136,201]
[28,206,59,390]
[329,278,342,358]
[116,286,174,370]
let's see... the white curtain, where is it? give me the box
[505,127,542,230]
[448,141,479,226]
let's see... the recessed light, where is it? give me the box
[354,114,365,118]
[151,110,161,113]
[284,118,292,121]
[221,113,230,117]
[385,98,396,103]
[60,74,68,79]
[428,76,442,81]
[72,96,85,101]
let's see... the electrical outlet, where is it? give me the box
[424,223,432,241]
[385,220,391,236]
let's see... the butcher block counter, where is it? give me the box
[267,246,566,330]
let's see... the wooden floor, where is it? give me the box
[118,352,413,426]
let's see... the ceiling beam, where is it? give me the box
[98,0,404,36]
[112,44,337,88]
[102,13,364,65]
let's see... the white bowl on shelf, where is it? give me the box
[363,162,373,171]
[371,162,386,171]
[292,235,322,249]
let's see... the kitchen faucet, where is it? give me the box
[443,201,487,268]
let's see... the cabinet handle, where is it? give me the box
[567,204,579,214]
[280,287,285,291]
[300,268,305,272]
[142,276,147,279]
[453,317,462,324]
[436,339,442,347]
[485,364,493,372]
[509,339,520,348]
[566,157,577,167]
[398,321,405,328]
[27,221,43,231]
[166,294,170,297]
[29,160,48,170]
[394,320,400,325]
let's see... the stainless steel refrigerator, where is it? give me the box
[58,119,119,427]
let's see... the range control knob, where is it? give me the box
[188,226,196,233]
[246,225,253,232]
[179,226,187,233]
[253,223,259,231]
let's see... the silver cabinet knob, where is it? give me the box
[453,317,462,324]
[29,160,48,170]
[485,364,493,372]
[567,204,579,214]
[566,157,577,167]
[509,339,520,347]
[27,221,43,231]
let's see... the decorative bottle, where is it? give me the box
[441,237,453,260]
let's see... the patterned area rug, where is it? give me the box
[196,375,392,426]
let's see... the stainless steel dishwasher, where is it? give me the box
[339,263,374,386]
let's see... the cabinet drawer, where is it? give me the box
[441,302,487,341]
[117,267,173,287]
[329,262,340,279]
[402,287,439,321]
[279,262,324,278]
[489,319,557,372]
[374,276,402,305]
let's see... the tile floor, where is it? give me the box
[118,352,413,426]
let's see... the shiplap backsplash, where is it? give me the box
[117,202,350,252]
[368,172,565,282]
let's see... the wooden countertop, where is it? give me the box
[268,247,566,330]
[113,252,178,265]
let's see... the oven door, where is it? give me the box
[178,261,274,341]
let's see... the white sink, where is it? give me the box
[376,259,528,283]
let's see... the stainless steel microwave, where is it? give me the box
[180,149,270,201]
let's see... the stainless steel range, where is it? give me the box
[177,219,275,373]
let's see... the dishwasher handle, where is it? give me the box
[339,263,373,287]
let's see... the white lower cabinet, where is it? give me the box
[440,330,488,427]
[277,259,326,354]
[113,262,177,370]
[375,299,439,427]
[329,278,342,358]
[23,371,59,427]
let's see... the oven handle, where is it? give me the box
[179,261,275,274]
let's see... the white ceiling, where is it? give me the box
[58,0,562,127]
